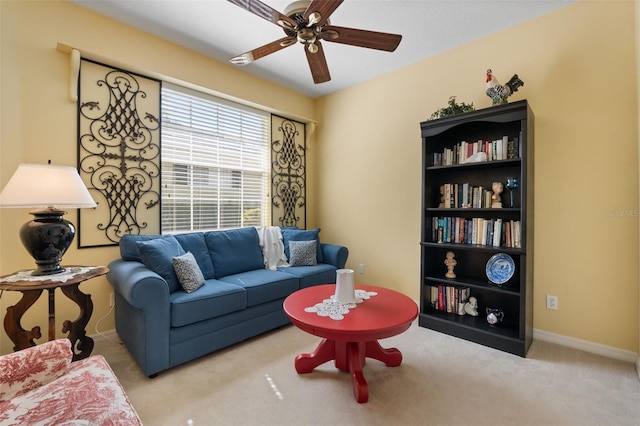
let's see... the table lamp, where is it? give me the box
[0,162,96,276]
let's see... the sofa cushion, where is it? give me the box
[169,280,247,327]
[120,234,162,262]
[136,236,185,293]
[279,264,338,289]
[219,269,299,307]
[205,227,265,278]
[174,232,215,279]
[173,252,205,293]
[281,228,323,263]
[289,239,318,266]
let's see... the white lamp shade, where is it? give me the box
[0,163,97,209]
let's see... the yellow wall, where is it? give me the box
[0,1,314,354]
[1,0,638,356]
[636,0,640,367]
[315,0,638,352]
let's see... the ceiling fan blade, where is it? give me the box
[304,42,331,84]
[320,25,402,52]
[230,37,296,65]
[227,0,297,28]
[303,0,343,24]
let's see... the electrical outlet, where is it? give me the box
[358,264,365,274]
[109,293,115,307]
[546,294,558,310]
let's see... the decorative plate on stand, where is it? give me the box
[486,253,515,285]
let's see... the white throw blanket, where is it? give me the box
[255,226,289,270]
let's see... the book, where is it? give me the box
[431,133,523,166]
[430,286,438,308]
[514,220,522,248]
[492,218,502,247]
[432,215,513,248]
[502,135,509,160]
[431,284,471,316]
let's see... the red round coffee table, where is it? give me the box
[283,284,418,403]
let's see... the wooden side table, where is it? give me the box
[0,265,108,361]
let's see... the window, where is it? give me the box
[161,84,270,233]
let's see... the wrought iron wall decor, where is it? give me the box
[271,115,306,228]
[77,59,161,247]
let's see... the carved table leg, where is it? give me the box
[60,283,94,361]
[294,338,336,373]
[47,288,56,341]
[364,340,403,367]
[347,341,369,403]
[4,289,43,351]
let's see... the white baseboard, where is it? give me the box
[533,328,637,364]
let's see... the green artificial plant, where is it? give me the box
[429,96,475,120]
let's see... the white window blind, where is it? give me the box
[161,84,270,233]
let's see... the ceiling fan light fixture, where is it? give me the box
[307,11,321,26]
[230,53,252,65]
[297,27,316,44]
[307,42,318,54]
[277,19,295,31]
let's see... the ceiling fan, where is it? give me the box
[227,0,402,84]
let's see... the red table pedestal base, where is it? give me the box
[294,338,403,403]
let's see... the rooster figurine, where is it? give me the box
[486,69,524,105]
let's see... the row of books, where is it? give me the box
[431,135,520,166]
[432,216,522,248]
[439,182,498,209]
[429,285,471,315]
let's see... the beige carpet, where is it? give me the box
[93,323,640,426]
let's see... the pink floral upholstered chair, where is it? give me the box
[0,339,141,425]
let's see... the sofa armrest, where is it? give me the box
[107,259,171,309]
[0,339,72,401]
[107,259,172,376]
[320,243,349,269]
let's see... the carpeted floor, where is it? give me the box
[94,323,640,426]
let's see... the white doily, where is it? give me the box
[0,266,97,283]
[304,289,378,320]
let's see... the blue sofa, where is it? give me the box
[107,227,348,377]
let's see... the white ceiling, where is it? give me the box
[71,0,575,98]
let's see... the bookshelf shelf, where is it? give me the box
[426,158,521,171]
[424,275,521,296]
[419,100,534,357]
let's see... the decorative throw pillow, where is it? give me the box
[204,227,264,278]
[173,252,205,293]
[136,236,185,293]
[288,240,318,266]
[174,232,215,279]
[119,234,162,262]
[281,228,323,263]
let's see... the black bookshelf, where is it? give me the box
[419,100,534,357]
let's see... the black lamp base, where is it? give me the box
[20,208,75,276]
